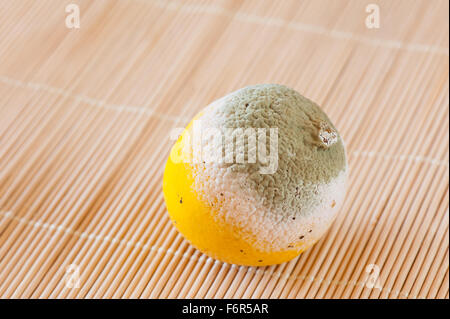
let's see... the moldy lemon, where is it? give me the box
[163,84,348,266]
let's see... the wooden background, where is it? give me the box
[0,0,448,298]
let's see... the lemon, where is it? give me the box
[163,84,347,266]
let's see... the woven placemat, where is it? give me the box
[0,0,448,298]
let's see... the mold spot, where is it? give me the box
[220,193,224,196]
[288,245,293,248]
[299,235,304,240]
[258,260,263,263]
[179,198,183,204]
[292,217,296,220]
[318,121,338,147]
[308,230,312,233]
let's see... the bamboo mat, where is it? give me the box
[0,0,448,299]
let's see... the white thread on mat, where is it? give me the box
[140,0,449,56]
[1,75,447,169]
[0,75,179,122]
[351,150,449,167]
[0,210,414,298]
